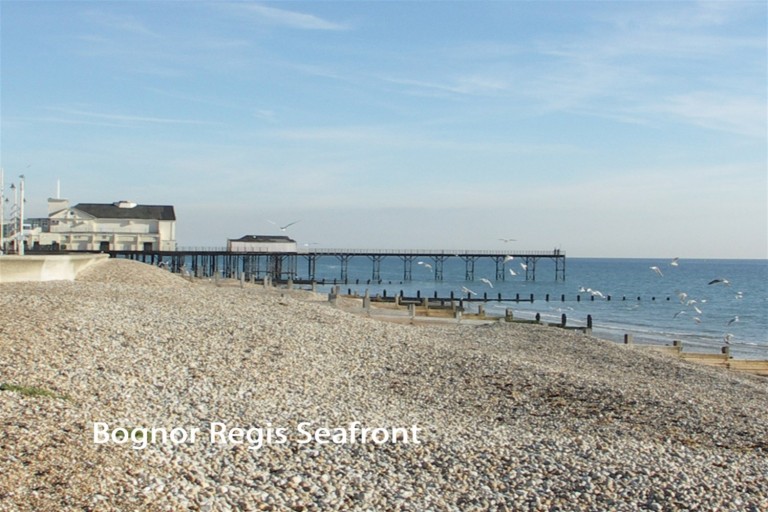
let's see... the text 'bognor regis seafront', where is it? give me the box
[93,422,423,451]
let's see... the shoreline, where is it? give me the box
[1,259,766,510]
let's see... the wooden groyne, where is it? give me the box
[626,337,768,377]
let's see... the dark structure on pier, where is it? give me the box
[107,248,566,283]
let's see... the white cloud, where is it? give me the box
[239,3,348,31]
[650,92,766,138]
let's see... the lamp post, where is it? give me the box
[0,168,4,254]
[18,175,25,256]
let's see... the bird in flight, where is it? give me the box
[670,257,679,267]
[708,278,730,286]
[727,315,739,326]
[268,220,300,231]
[417,261,433,271]
[650,266,663,277]
[509,269,517,277]
[461,286,477,296]
[503,255,514,263]
[498,238,517,243]
[520,262,527,271]
[480,278,493,288]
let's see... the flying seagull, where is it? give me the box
[727,315,739,326]
[650,266,663,277]
[708,278,730,286]
[480,278,493,288]
[503,255,514,263]
[417,261,433,271]
[461,286,477,296]
[509,269,517,277]
[670,257,679,267]
[499,238,517,243]
[267,220,300,231]
[724,333,734,344]
[520,262,527,271]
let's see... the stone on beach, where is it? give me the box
[0,259,766,511]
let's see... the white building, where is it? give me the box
[30,199,177,251]
[227,235,297,253]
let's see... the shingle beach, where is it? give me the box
[1,259,766,511]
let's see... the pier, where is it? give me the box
[105,248,566,283]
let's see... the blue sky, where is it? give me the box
[1,1,766,258]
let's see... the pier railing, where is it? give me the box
[176,247,564,257]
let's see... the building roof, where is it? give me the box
[73,203,176,221]
[229,235,296,243]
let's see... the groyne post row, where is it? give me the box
[351,289,698,304]
[105,249,566,283]
[628,337,768,376]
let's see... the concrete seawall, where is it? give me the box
[0,254,109,283]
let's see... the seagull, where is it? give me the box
[503,255,514,263]
[461,286,477,296]
[590,289,605,298]
[650,266,663,277]
[673,310,687,319]
[417,261,433,271]
[509,269,517,277]
[735,291,744,299]
[520,263,527,271]
[727,315,739,326]
[692,305,703,315]
[676,291,688,304]
[268,220,300,231]
[670,257,679,267]
[499,238,517,243]
[480,278,493,288]
[724,333,734,344]
[693,317,702,324]
[708,278,730,286]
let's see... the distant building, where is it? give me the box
[227,235,297,253]
[28,198,177,251]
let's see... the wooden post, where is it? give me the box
[240,273,245,288]
[505,308,514,322]
[408,303,416,318]
[287,279,293,290]
[721,346,731,358]
[673,340,682,353]
[478,304,485,317]
[561,314,567,327]
[624,334,633,345]
[587,315,593,329]
[363,289,371,310]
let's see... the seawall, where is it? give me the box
[0,253,109,283]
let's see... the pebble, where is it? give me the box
[0,258,766,511]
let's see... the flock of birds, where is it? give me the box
[267,227,750,349]
[580,257,743,346]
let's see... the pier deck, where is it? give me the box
[105,248,566,283]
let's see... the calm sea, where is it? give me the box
[309,257,767,359]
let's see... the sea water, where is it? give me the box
[310,257,767,359]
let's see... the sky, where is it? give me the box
[1,1,766,258]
